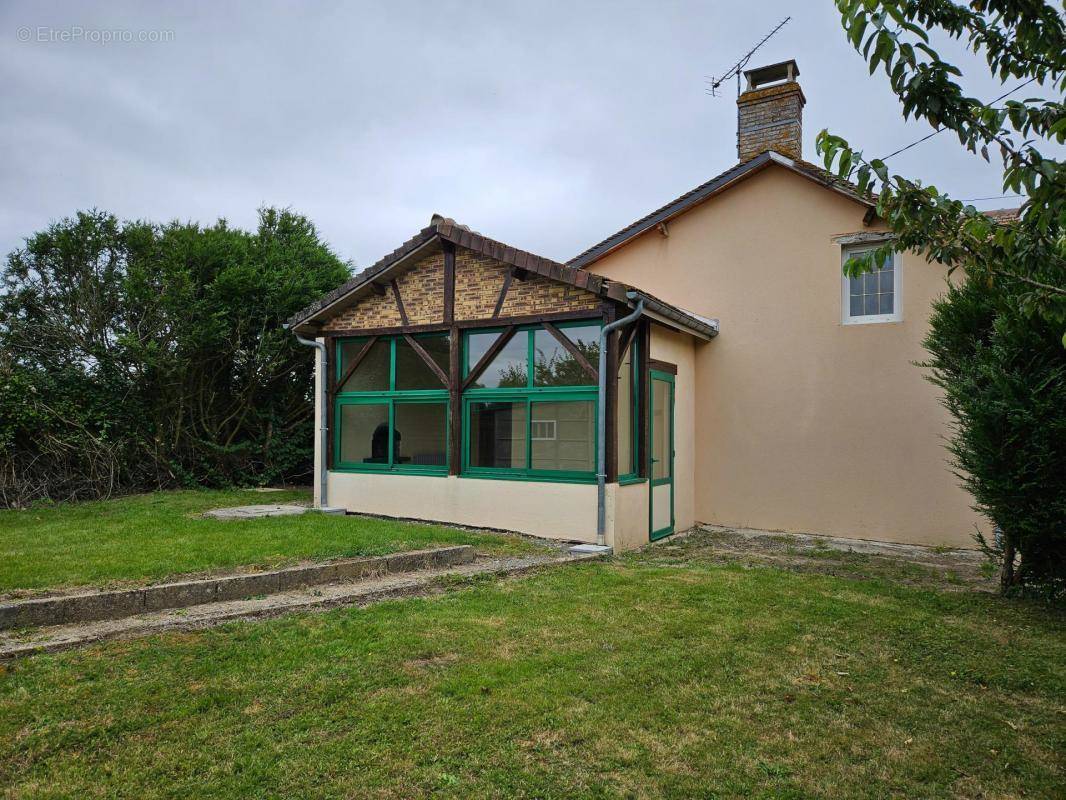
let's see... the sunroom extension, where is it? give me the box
[286,216,716,550]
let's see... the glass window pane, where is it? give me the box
[530,400,595,472]
[339,339,390,392]
[848,275,863,297]
[878,267,894,292]
[863,293,879,316]
[394,403,447,467]
[879,292,894,315]
[533,324,600,387]
[469,401,527,468]
[651,381,671,480]
[850,294,864,317]
[339,403,390,465]
[395,335,448,390]
[616,349,634,475]
[467,331,528,389]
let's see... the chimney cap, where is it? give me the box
[743,59,800,91]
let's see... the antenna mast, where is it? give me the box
[706,16,791,98]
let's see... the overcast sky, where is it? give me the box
[1,1,1050,270]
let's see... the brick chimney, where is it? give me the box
[736,59,805,163]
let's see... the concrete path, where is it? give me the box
[202,503,309,519]
[644,525,994,592]
[1,546,476,629]
[0,552,600,659]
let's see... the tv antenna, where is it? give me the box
[706,17,791,98]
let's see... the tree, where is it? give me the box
[816,1,1066,595]
[923,278,1065,596]
[0,208,350,506]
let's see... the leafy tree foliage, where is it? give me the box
[923,278,1065,597]
[817,1,1065,594]
[0,208,350,506]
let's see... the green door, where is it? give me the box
[649,370,675,541]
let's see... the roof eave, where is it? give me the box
[626,291,718,341]
[569,151,876,270]
[290,234,442,332]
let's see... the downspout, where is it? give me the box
[596,296,645,547]
[287,327,329,509]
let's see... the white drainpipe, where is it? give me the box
[288,328,329,509]
[596,298,644,547]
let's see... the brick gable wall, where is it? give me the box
[318,246,601,332]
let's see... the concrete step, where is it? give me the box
[0,551,604,659]
[0,546,476,630]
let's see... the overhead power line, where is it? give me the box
[880,77,1038,162]
[958,193,1024,202]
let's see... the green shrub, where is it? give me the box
[923,277,1066,598]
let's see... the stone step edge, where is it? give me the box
[0,546,476,630]
[0,552,605,659]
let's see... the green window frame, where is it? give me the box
[461,320,600,483]
[333,334,449,475]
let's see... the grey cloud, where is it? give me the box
[1,0,1051,271]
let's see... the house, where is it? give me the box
[287,60,990,551]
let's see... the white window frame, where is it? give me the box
[841,245,902,325]
[530,419,557,441]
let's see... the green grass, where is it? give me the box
[0,488,540,595]
[1,548,1063,798]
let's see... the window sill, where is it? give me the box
[842,316,903,326]
[617,475,647,486]
[459,470,596,485]
[330,466,448,477]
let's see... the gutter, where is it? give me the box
[595,298,645,548]
[628,292,718,340]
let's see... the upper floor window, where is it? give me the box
[842,247,901,325]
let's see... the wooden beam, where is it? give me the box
[390,279,408,326]
[637,320,650,479]
[403,334,447,386]
[462,327,516,390]
[321,308,603,339]
[326,335,336,470]
[617,320,638,364]
[443,241,455,324]
[647,358,678,376]
[542,321,598,383]
[604,306,618,483]
[492,269,513,318]
[332,335,379,395]
[448,326,461,475]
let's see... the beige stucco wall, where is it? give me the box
[326,471,681,550]
[605,481,649,551]
[589,164,983,547]
[327,472,600,543]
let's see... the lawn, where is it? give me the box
[1,537,1063,798]
[0,488,540,595]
